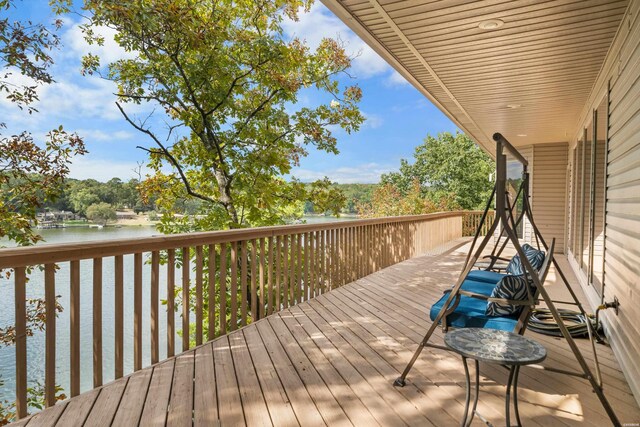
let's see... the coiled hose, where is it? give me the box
[528,308,602,339]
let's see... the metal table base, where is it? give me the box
[460,356,523,427]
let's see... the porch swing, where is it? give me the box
[392,133,622,426]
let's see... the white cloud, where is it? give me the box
[68,157,151,181]
[362,112,383,129]
[75,128,134,142]
[282,4,391,79]
[386,70,410,86]
[292,162,394,184]
[63,22,137,64]
[36,75,124,121]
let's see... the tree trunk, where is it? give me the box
[214,169,239,225]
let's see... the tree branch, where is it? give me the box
[233,88,281,137]
[117,102,217,205]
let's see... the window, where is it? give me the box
[590,96,607,295]
[570,92,608,296]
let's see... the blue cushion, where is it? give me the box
[486,275,534,317]
[429,280,519,332]
[466,270,506,284]
[460,279,496,296]
[506,244,546,275]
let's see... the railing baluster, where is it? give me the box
[282,235,289,309]
[151,251,160,364]
[195,246,203,345]
[289,234,296,306]
[298,233,304,302]
[240,240,248,327]
[340,228,345,286]
[267,237,274,316]
[352,226,356,280]
[304,232,310,301]
[308,232,314,299]
[275,235,281,312]
[251,239,257,322]
[115,255,124,378]
[167,249,175,358]
[259,239,265,319]
[44,264,56,407]
[134,252,143,371]
[230,242,238,330]
[15,267,27,418]
[327,229,333,290]
[219,243,228,335]
[93,258,103,387]
[320,230,325,293]
[182,247,190,351]
[208,244,216,341]
[70,260,80,396]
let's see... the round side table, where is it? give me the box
[444,328,547,427]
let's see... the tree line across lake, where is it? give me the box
[41,179,376,219]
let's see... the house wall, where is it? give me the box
[494,144,568,254]
[568,0,640,405]
[530,143,569,254]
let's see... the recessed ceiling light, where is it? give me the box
[506,104,522,109]
[478,19,504,30]
[517,134,528,137]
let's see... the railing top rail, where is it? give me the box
[0,211,464,269]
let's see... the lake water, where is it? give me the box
[0,216,355,404]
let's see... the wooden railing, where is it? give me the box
[462,210,495,237]
[0,212,463,420]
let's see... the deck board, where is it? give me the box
[193,344,218,427]
[13,240,640,426]
[140,359,175,427]
[166,352,194,427]
[110,368,152,426]
[242,327,298,426]
[212,337,245,426]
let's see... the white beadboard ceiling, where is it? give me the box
[322,0,629,153]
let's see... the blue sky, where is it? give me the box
[3,2,459,183]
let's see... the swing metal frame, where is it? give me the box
[392,133,620,426]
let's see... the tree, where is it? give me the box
[81,0,363,231]
[381,132,494,210]
[86,202,117,225]
[357,180,459,218]
[1,0,86,246]
[68,186,100,216]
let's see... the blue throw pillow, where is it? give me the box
[485,275,534,317]
[506,244,545,275]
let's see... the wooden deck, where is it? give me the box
[13,239,640,426]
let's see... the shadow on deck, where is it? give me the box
[13,239,640,426]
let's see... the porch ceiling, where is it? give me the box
[322,0,629,152]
